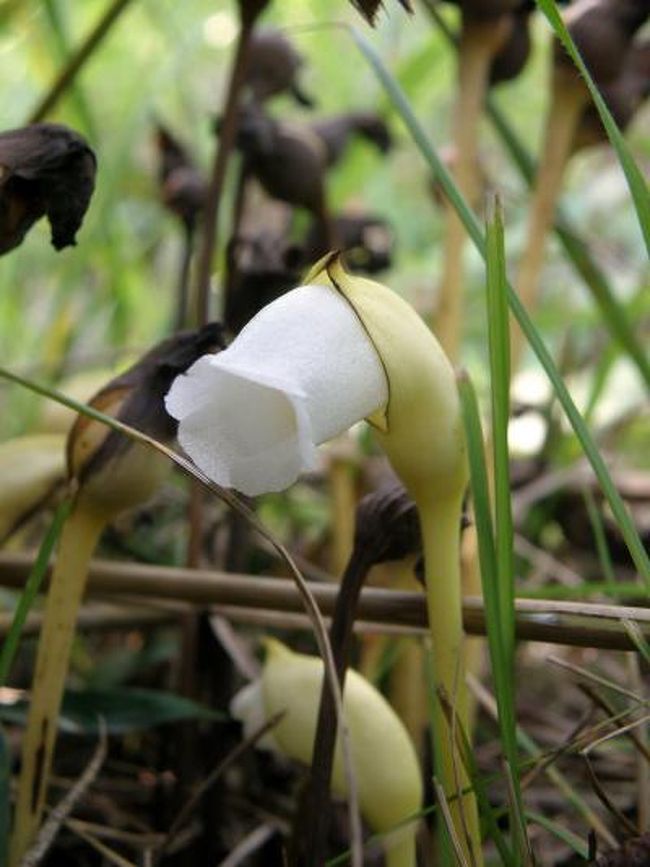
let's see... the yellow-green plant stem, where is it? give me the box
[9,503,105,866]
[435,19,508,361]
[421,495,482,865]
[329,454,356,577]
[510,72,587,372]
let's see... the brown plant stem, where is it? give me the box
[192,15,259,327]
[174,223,195,332]
[29,0,136,123]
[434,18,509,361]
[510,70,588,372]
[291,546,371,867]
[9,503,105,866]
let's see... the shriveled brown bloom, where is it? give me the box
[350,0,413,25]
[0,122,96,255]
[155,123,207,230]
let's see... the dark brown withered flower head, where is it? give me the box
[224,233,302,334]
[305,212,395,273]
[556,0,649,86]
[574,39,650,151]
[155,123,207,229]
[352,483,423,570]
[0,122,96,255]
[350,0,413,25]
[231,103,327,215]
[69,323,225,484]
[310,111,392,167]
[246,29,315,107]
[489,2,534,84]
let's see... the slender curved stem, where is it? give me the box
[9,504,105,866]
[193,18,256,327]
[421,495,483,866]
[434,19,508,361]
[292,547,369,867]
[29,0,135,123]
[510,74,587,372]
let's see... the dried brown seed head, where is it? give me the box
[0,122,96,255]
[246,29,315,107]
[155,124,207,228]
[556,0,649,86]
[310,111,392,166]
[350,0,413,26]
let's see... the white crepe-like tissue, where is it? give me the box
[165,284,388,495]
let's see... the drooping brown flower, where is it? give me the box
[556,0,649,85]
[310,110,392,165]
[155,123,207,230]
[0,122,96,255]
[350,0,413,26]
[574,39,650,150]
[246,28,315,107]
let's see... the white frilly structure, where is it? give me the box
[165,284,388,495]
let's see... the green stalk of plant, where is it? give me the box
[429,647,517,867]
[348,24,650,588]
[0,499,72,687]
[524,811,589,860]
[424,2,650,390]
[583,488,617,596]
[459,373,526,861]
[535,0,650,256]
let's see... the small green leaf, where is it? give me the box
[0,687,222,735]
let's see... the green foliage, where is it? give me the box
[0,686,221,734]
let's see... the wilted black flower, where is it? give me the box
[155,123,207,229]
[311,111,392,166]
[71,323,225,484]
[350,0,413,26]
[0,122,96,255]
[305,212,395,273]
[246,29,315,107]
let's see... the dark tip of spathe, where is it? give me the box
[72,324,226,483]
[0,123,96,255]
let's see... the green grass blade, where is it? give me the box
[0,498,73,687]
[535,0,650,255]
[621,619,650,666]
[459,372,525,859]
[424,0,650,393]
[485,198,516,666]
[524,811,589,860]
[348,26,650,587]
[582,489,617,595]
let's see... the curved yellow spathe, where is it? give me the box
[304,253,468,508]
[234,639,422,867]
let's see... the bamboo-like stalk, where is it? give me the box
[510,70,588,372]
[9,504,104,864]
[434,18,509,360]
[421,495,482,864]
[2,552,649,649]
